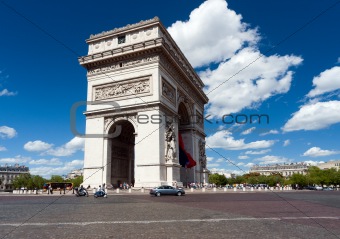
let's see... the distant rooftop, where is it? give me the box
[0,164,29,172]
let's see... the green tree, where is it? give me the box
[267,173,284,187]
[208,173,227,186]
[31,175,46,189]
[307,166,323,185]
[246,176,258,185]
[289,173,307,187]
[322,168,337,186]
[12,173,31,189]
[50,175,64,183]
[71,176,83,187]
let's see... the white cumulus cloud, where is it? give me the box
[168,0,302,117]
[168,0,258,68]
[255,155,292,165]
[302,147,339,157]
[0,89,17,96]
[260,130,279,136]
[0,146,7,151]
[0,126,17,139]
[29,159,84,179]
[282,101,340,132]
[245,149,271,155]
[307,66,340,98]
[201,49,302,116]
[0,155,30,164]
[46,137,85,157]
[206,130,275,150]
[283,140,290,147]
[29,158,63,165]
[241,127,256,135]
[24,140,53,152]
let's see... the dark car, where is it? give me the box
[303,185,316,190]
[150,185,185,197]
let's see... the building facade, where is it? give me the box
[79,17,209,188]
[250,163,309,177]
[317,160,340,170]
[66,169,84,180]
[0,164,29,190]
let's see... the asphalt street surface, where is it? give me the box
[0,190,339,239]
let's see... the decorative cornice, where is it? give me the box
[87,17,160,42]
[79,39,163,67]
[87,54,159,77]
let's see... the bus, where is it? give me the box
[43,182,73,191]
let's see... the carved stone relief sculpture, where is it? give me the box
[162,78,176,104]
[94,78,150,101]
[199,139,207,169]
[165,122,176,162]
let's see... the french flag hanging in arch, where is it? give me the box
[178,132,196,168]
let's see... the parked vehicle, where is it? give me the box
[303,185,316,190]
[150,185,185,196]
[315,185,323,190]
[75,186,88,197]
[323,187,333,191]
[94,190,107,198]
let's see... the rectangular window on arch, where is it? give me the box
[118,35,126,44]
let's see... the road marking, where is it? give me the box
[0,217,339,227]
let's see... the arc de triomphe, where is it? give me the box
[78,17,209,188]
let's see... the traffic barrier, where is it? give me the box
[234,187,236,192]
[116,188,120,194]
[190,188,194,192]
[213,187,216,192]
[141,188,145,193]
[251,187,254,191]
[224,187,227,192]
[128,188,131,193]
[202,188,206,192]
[243,187,245,192]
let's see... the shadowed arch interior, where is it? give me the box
[178,102,190,126]
[178,102,192,185]
[109,120,135,188]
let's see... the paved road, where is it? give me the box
[0,191,339,239]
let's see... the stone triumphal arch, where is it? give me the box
[79,17,209,188]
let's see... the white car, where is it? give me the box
[315,185,323,190]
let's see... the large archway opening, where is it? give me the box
[108,120,135,188]
[178,102,192,186]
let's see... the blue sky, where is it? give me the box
[1,0,340,179]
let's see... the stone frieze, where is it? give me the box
[94,77,150,101]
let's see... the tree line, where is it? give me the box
[11,174,83,190]
[209,166,340,187]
